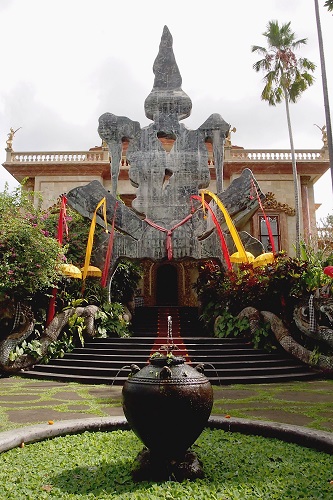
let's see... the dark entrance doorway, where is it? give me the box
[156,264,178,305]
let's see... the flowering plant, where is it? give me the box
[0,185,65,301]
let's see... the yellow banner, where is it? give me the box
[200,189,249,263]
[82,198,108,281]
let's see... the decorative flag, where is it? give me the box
[57,194,68,243]
[191,195,232,270]
[199,189,248,263]
[82,197,108,284]
[101,201,118,287]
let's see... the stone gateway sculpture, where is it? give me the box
[67,26,264,273]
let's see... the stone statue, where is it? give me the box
[67,26,264,268]
[6,127,21,151]
[314,124,328,147]
[225,126,236,147]
[98,26,230,209]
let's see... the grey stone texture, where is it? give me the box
[67,25,264,268]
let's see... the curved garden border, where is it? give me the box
[0,416,332,455]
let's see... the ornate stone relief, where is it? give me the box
[262,192,295,216]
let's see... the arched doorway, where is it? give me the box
[156,264,178,305]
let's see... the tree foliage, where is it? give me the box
[251,20,316,259]
[324,0,333,12]
[194,252,333,331]
[0,185,65,301]
[251,20,315,106]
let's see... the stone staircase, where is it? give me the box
[21,306,320,385]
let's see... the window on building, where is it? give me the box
[259,215,280,252]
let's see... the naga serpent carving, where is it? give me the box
[237,293,333,372]
[0,302,99,373]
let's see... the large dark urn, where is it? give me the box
[122,351,213,481]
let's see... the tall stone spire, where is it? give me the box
[144,25,192,123]
[152,25,182,90]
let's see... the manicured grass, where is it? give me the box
[0,429,332,499]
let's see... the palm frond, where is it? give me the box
[253,58,270,72]
[324,0,333,12]
[251,45,267,55]
[299,57,316,72]
[252,19,315,108]
[301,72,315,86]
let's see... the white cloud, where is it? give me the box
[0,0,332,220]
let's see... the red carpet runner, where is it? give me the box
[149,307,191,361]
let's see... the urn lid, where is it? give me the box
[149,351,185,367]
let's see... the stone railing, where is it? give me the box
[6,150,110,163]
[5,147,328,164]
[224,147,328,162]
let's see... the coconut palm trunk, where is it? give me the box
[284,88,301,256]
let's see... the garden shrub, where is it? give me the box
[194,249,333,348]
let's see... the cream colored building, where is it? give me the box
[3,140,329,257]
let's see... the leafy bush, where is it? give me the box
[95,302,130,338]
[214,309,250,338]
[0,186,65,301]
[110,259,143,303]
[195,249,333,350]
[196,252,333,323]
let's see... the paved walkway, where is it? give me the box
[0,375,332,433]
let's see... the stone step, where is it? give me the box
[23,355,316,384]
[61,352,288,363]
[41,357,301,370]
[22,307,319,385]
[20,369,318,386]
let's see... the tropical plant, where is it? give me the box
[8,339,43,362]
[214,309,250,339]
[251,20,316,257]
[94,302,131,338]
[299,241,333,290]
[41,332,76,363]
[0,185,65,301]
[195,252,332,334]
[110,259,143,304]
[324,0,333,11]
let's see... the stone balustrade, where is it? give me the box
[5,147,328,165]
[6,150,109,163]
[224,147,328,162]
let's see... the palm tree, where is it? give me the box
[314,0,333,196]
[324,0,333,11]
[251,21,316,257]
